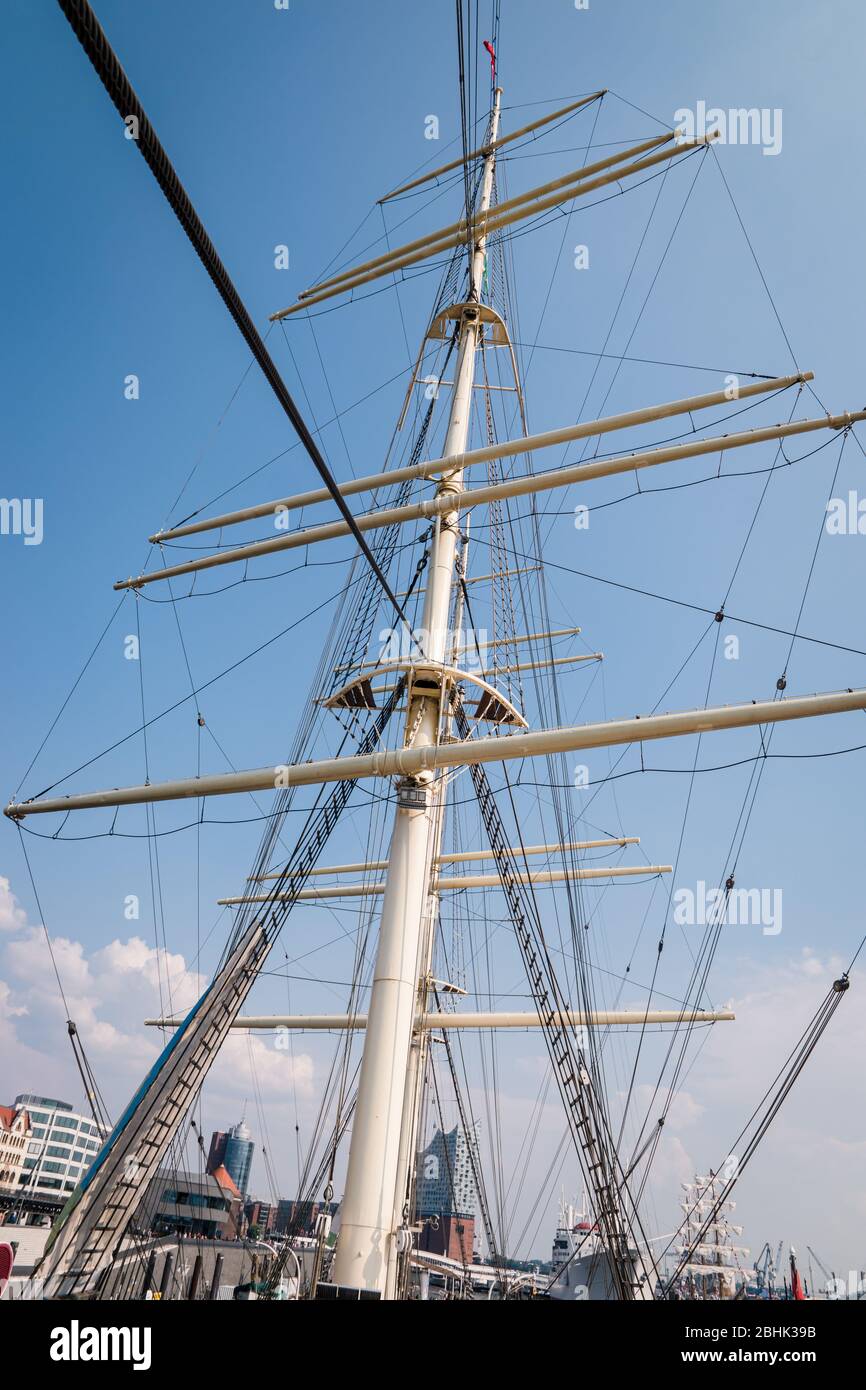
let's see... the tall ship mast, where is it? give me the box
[3,1,863,1303]
[674,1174,754,1299]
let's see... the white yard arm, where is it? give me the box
[6,687,866,817]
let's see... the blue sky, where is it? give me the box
[2,0,865,1275]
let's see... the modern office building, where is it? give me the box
[222,1120,254,1197]
[209,1117,255,1195]
[140,1165,243,1240]
[244,1198,274,1236]
[10,1094,106,1204]
[272,1197,338,1237]
[207,1119,254,1198]
[273,1197,315,1237]
[415,1124,478,1264]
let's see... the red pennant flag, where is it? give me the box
[483,40,496,82]
[789,1250,806,1300]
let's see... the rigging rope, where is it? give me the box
[662,974,851,1293]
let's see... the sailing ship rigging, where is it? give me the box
[5,0,863,1301]
[674,1174,754,1299]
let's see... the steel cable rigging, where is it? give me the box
[661,973,853,1294]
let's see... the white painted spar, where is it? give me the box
[325,120,657,283]
[218,863,672,905]
[125,405,863,589]
[332,625,585,675]
[152,373,810,541]
[377,91,606,202]
[7,687,866,817]
[144,1008,736,1031]
[274,136,712,317]
[484,651,601,675]
[248,836,640,881]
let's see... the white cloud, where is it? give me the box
[0,979,27,1021]
[451,946,865,1272]
[91,935,203,1018]
[7,927,93,996]
[622,1084,706,1133]
[212,1031,314,1099]
[633,947,866,1276]
[0,876,27,933]
[0,875,315,1189]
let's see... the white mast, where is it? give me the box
[330,88,502,1298]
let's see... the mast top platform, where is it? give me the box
[428,302,510,345]
[324,657,528,728]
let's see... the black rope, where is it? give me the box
[471,535,866,660]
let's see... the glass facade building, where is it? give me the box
[416,1124,478,1219]
[222,1120,254,1197]
[13,1094,106,1201]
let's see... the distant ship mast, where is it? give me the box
[676,1174,754,1298]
